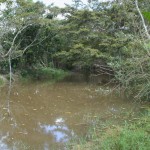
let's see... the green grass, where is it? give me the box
[20,67,69,82]
[66,108,150,150]
[101,121,150,150]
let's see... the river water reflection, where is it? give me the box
[0,80,137,149]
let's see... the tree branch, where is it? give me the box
[135,0,150,39]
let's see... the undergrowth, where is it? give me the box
[109,40,150,102]
[20,67,69,82]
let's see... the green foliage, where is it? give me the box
[55,0,140,72]
[108,39,150,101]
[56,44,101,68]
[20,67,68,81]
[143,12,150,23]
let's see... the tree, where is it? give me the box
[0,0,51,112]
[55,0,138,72]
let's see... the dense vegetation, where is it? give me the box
[0,0,150,149]
[0,0,150,101]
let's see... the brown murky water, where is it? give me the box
[0,79,137,150]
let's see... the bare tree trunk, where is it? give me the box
[135,0,150,39]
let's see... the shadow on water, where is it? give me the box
[0,74,138,149]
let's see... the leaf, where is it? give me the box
[142,12,150,22]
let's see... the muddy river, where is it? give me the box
[0,78,137,150]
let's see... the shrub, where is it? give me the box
[20,67,69,81]
[108,40,150,101]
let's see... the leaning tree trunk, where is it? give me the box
[135,0,150,39]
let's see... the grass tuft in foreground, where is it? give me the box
[66,107,150,150]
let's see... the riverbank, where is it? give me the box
[1,67,69,86]
[14,67,69,83]
[67,105,150,150]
